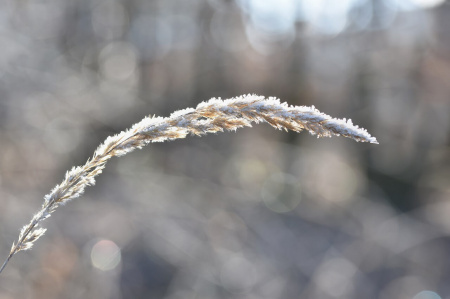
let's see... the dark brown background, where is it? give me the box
[1,0,450,298]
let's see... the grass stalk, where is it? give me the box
[0,94,377,274]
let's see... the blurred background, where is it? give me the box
[0,0,449,298]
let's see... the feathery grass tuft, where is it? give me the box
[0,94,377,274]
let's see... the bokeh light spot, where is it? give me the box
[298,0,362,35]
[315,258,357,297]
[90,239,121,271]
[410,0,445,8]
[413,291,442,299]
[220,255,256,294]
[99,42,138,82]
[237,0,296,53]
[261,172,302,213]
[238,0,296,34]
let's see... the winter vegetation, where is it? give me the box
[0,94,377,274]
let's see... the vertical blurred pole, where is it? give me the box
[281,21,309,174]
[191,1,227,101]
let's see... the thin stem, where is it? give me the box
[0,251,14,274]
[0,222,38,275]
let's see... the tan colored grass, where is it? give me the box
[0,94,377,274]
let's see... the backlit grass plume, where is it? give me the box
[0,94,377,274]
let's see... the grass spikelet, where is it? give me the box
[0,94,377,274]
